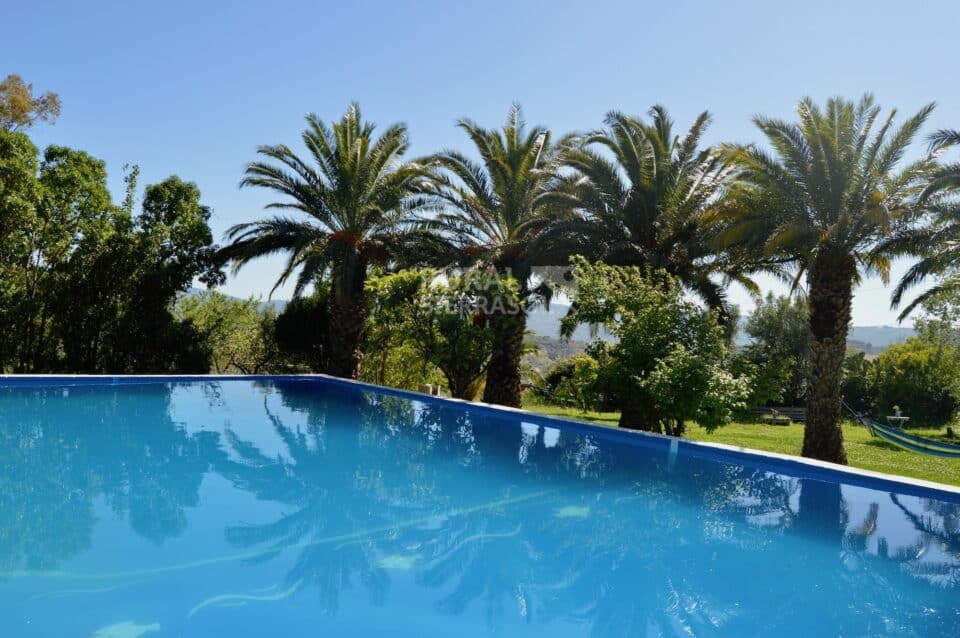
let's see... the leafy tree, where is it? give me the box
[218,103,442,379]
[847,287,960,424]
[50,163,143,372]
[841,351,874,415]
[14,144,115,371]
[544,106,759,323]
[361,270,440,390]
[0,130,41,368]
[562,257,750,434]
[551,354,602,412]
[274,291,329,372]
[0,147,221,373]
[736,294,809,407]
[359,294,418,388]
[367,269,517,399]
[420,105,565,406]
[53,205,140,371]
[914,288,960,349]
[0,74,60,131]
[176,291,280,374]
[102,176,222,373]
[723,95,936,463]
[871,338,960,425]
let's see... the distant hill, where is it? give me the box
[523,335,587,376]
[526,304,614,342]
[187,288,287,313]
[529,304,915,355]
[735,323,913,351]
[847,325,914,348]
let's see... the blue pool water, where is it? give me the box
[0,377,958,637]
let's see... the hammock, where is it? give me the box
[843,402,960,459]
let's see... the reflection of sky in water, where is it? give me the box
[0,379,957,637]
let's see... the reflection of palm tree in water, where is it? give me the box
[214,390,529,615]
[889,494,960,586]
[522,472,954,637]
[414,511,529,627]
[387,403,574,630]
[215,394,392,615]
[398,413,800,636]
[524,465,801,637]
[216,392,582,626]
[767,480,959,636]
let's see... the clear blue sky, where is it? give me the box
[5,0,959,325]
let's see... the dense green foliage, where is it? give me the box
[547,354,603,412]
[367,269,519,399]
[361,270,444,392]
[838,289,960,426]
[176,291,279,374]
[561,257,750,435]
[0,128,222,373]
[841,352,874,414]
[870,338,960,425]
[734,294,809,408]
[273,291,328,372]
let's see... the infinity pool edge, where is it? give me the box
[3,373,959,500]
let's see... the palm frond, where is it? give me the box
[222,104,435,295]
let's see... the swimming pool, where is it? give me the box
[0,376,958,637]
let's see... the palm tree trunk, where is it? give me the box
[325,294,365,379]
[802,246,854,464]
[482,310,525,407]
[325,261,367,379]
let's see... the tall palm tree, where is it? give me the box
[886,130,960,318]
[723,95,935,463]
[218,103,440,378]
[541,106,759,321]
[420,106,564,407]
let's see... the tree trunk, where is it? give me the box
[802,246,855,464]
[482,310,525,407]
[325,294,366,379]
[618,405,645,430]
[325,260,367,380]
[618,403,662,433]
[795,479,845,540]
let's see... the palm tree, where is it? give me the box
[886,130,960,318]
[723,95,935,463]
[218,104,441,378]
[542,106,758,321]
[420,106,564,407]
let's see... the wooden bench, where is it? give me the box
[753,406,807,424]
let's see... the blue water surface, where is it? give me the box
[0,378,957,637]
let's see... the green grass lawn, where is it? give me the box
[523,398,960,487]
